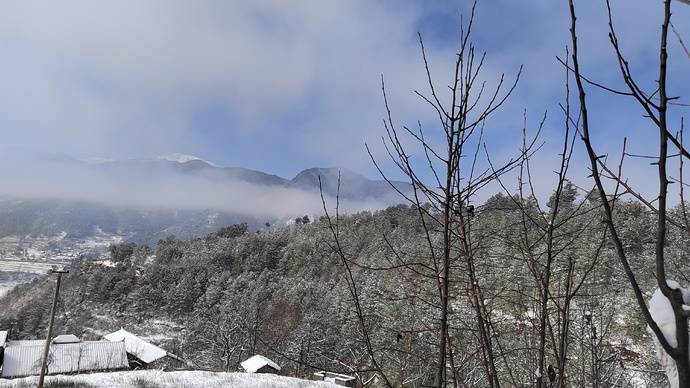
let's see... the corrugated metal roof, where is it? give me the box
[0,331,7,347]
[1,341,128,378]
[103,329,167,364]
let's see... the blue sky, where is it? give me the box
[0,0,689,201]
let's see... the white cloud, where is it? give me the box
[0,1,434,163]
[0,0,687,207]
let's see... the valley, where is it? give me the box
[0,232,125,296]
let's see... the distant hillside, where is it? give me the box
[0,205,423,379]
[0,196,264,244]
[94,158,408,201]
[291,167,408,203]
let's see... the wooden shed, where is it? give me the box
[240,355,281,374]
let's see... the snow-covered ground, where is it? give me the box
[0,370,340,388]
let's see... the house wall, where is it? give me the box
[148,356,188,371]
[127,354,187,371]
[256,365,280,374]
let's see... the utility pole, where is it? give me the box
[37,267,69,388]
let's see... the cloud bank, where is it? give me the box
[0,152,396,219]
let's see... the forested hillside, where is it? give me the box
[0,195,682,386]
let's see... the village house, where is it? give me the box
[0,329,186,379]
[103,328,186,370]
[240,354,281,374]
[0,333,128,379]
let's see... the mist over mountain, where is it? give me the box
[0,153,409,244]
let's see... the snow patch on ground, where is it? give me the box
[0,370,340,388]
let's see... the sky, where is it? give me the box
[0,0,689,205]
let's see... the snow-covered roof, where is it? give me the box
[0,330,7,347]
[314,371,356,385]
[103,329,167,364]
[1,341,128,378]
[53,334,80,344]
[6,340,45,347]
[241,355,281,373]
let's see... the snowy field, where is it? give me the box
[0,370,341,388]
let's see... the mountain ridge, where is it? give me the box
[0,156,410,245]
[91,155,407,190]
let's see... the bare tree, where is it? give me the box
[567,0,690,386]
[487,100,606,386]
[320,174,394,388]
[346,3,533,386]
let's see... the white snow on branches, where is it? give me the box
[648,280,690,388]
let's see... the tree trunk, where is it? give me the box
[675,355,690,388]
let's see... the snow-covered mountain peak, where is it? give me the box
[157,153,217,166]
